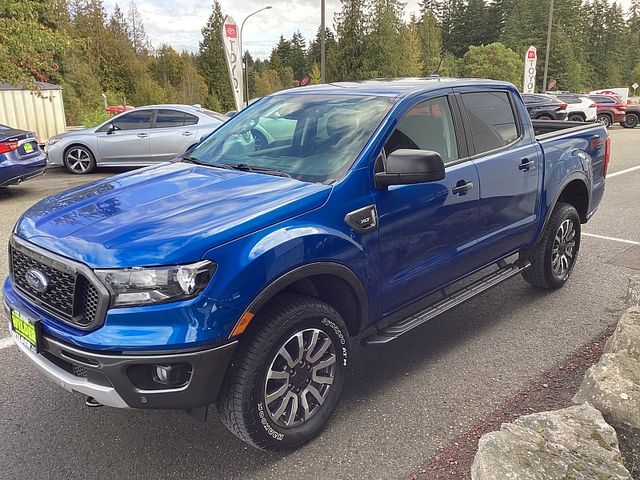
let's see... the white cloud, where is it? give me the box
[104,0,633,59]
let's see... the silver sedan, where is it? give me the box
[45,104,227,174]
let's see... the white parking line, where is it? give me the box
[0,336,14,350]
[583,232,640,246]
[607,165,640,178]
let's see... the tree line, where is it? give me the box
[2,0,639,126]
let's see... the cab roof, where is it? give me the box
[275,77,516,98]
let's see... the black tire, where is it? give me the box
[597,114,612,128]
[621,113,639,129]
[64,145,96,174]
[538,114,554,120]
[568,113,585,122]
[521,202,581,290]
[216,293,350,451]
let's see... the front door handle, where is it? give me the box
[452,181,474,195]
[137,133,149,138]
[182,131,194,136]
[519,159,535,171]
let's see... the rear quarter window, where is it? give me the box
[462,92,519,155]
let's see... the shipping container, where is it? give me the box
[0,82,67,143]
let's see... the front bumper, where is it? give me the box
[5,300,237,410]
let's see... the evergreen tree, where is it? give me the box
[417,8,443,75]
[400,17,424,76]
[290,31,308,80]
[197,0,233,110]
[333,0,368,80]
[126,0,149,55]
[363,0,406,78]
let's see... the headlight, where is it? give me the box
[95,260,216,307]
[47,137,61,146]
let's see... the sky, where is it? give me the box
[103,0,635,60]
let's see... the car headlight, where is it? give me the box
[95,260,216,307]
[47,137,61,146]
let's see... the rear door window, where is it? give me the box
[461,92,519,155]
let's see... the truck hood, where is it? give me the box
[16,162,331,267]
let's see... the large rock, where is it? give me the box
[573,350,640,430]
[471,403,631,480]
[605,307,640,359]
[626,275,640,308]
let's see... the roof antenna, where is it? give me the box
[429,50,445,77]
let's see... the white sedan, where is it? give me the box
[45,104,227,174]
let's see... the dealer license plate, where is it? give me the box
[10,309,41,353]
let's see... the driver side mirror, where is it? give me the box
[375,149,445,188]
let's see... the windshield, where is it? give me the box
[188,94,394,183]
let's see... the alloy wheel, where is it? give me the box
[66,148,92,173]
[551,219,576,279]
[264,328,336,428]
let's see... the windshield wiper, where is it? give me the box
[225,163,292,178]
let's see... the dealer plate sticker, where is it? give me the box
[10,309,40,352]
[23,143,34,153]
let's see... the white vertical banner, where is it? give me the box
[222,16,244,111]
[523,46,537,94]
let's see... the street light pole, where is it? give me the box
[240,5,272,107]
[542,0,554,92]
[320,0,325,83]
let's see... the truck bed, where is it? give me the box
[532,119,600,138]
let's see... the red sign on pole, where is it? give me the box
[225,24,237,39]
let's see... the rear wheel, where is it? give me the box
[568,113,584,122]
[597,114,612,128]
[216,293,350,451]
[64,146,96,174]
[538,114,554,120]
[521,202,581,290]
[621,113,639,128]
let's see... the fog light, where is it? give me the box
[153,364,191,386]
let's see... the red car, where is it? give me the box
[588,94,626,127]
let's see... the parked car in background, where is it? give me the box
[521,94,568,120]
[554,94,597,122]
[620,103,640,128]
[45,105,227,174]
[588,95,626,127]
[0,124,46,187]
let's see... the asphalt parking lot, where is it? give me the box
[0,128,639,480]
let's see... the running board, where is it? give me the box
[363,260,531,346]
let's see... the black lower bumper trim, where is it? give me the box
[42,336,237,410]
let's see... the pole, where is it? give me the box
[320,0,326,83]
[542,0,554,93]
[240,6,272,107]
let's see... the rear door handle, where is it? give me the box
[137,133,149,138]
[452,181,474,195]
[182,131,194,136]
[519,159,535,171]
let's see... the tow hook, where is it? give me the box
[85,396,103,408]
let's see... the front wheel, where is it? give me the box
[521,202,581,290]
[597,114,612,128]
[64,146,96,174]
[216,294,350,451]
[568,114,584,122]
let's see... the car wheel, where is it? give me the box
[597,114,612,128]
[538,114,554,120]
[621,113,639,129]
[64,146,96,174]
[568,114,584,122]
[217,293,349,451]
[521,202,581,290]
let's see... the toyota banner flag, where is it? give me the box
[523,46,537,94]
[222,16,244,110]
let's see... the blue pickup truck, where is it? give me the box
[4,78,609,451]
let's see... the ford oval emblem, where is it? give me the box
[25,268,49,293]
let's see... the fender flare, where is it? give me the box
[537,171,590,244]
[232,262,369,337]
